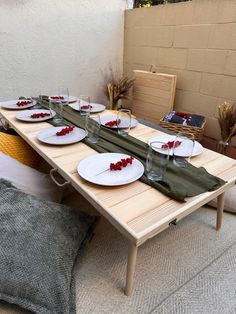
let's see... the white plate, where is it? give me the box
[15,109,56,122]
[49,95,78,103]
[0,99,36,110]
[37,126,87,145]
[148,134,204,157]
[100,114,138,129]
[73,102,106,113]
[77,153,144,186]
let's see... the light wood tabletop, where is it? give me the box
[1,107,236,295]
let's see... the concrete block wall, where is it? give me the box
[124,0,236,144]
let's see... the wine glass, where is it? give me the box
[173,132,195,168]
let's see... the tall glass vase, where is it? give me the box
[109,98,120,111]
[216,140,229,155]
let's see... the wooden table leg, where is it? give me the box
[125,242,138,296]
[216,192,225,230]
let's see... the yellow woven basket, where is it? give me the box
[0,133,42,168]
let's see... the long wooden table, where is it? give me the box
[1,107,236,296]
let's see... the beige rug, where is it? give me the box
[1,206,236,314]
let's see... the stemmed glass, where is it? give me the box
[173,132,195,168]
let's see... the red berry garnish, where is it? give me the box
[30,112,51,118]
[51,95,64,100]
[80,105,92,109]
[16,100,32,107]
[161,140,182,149]
[56,126,75,136]
[105,119,121,127]
[110,156,134,171]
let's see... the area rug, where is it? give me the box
[0,207,236,314]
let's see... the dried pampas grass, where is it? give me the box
[103,68,135,110]
[218,101,236,142]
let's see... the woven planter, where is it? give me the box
[159,117,206,141]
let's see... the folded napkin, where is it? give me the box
[164,111,205,128]
[42,99,225,202]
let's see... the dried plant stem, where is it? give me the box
[218,102,235,141]
[217,101,236,154]
[226,124,236,142]
[104,71,135,110]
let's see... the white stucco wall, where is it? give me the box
[0,0,126,103]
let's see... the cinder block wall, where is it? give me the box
[124,0,236,144]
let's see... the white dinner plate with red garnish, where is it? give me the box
[148,134,204,157]
[77,153,144,186]
[37,126,87,145]
[49,95,78,103]
[73,102,106,113]
[15,109,56,122]
[0,99,36,110]
[100,114,138,129]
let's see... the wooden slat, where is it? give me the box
[135,77,174,91]
[133,86,173,101]
[131,100,170,123]
[134,71,176,82]
[109,188,170,222]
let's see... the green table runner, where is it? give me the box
[42,100,225,202]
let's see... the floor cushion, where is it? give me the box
[208,185,236,214]
[0,179,97,314]
[0,152,63,203]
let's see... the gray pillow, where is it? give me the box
[208,185,236,214]
[0,179,97,314]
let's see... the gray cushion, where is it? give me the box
[0,179,97,314]
[208,185,236,214]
